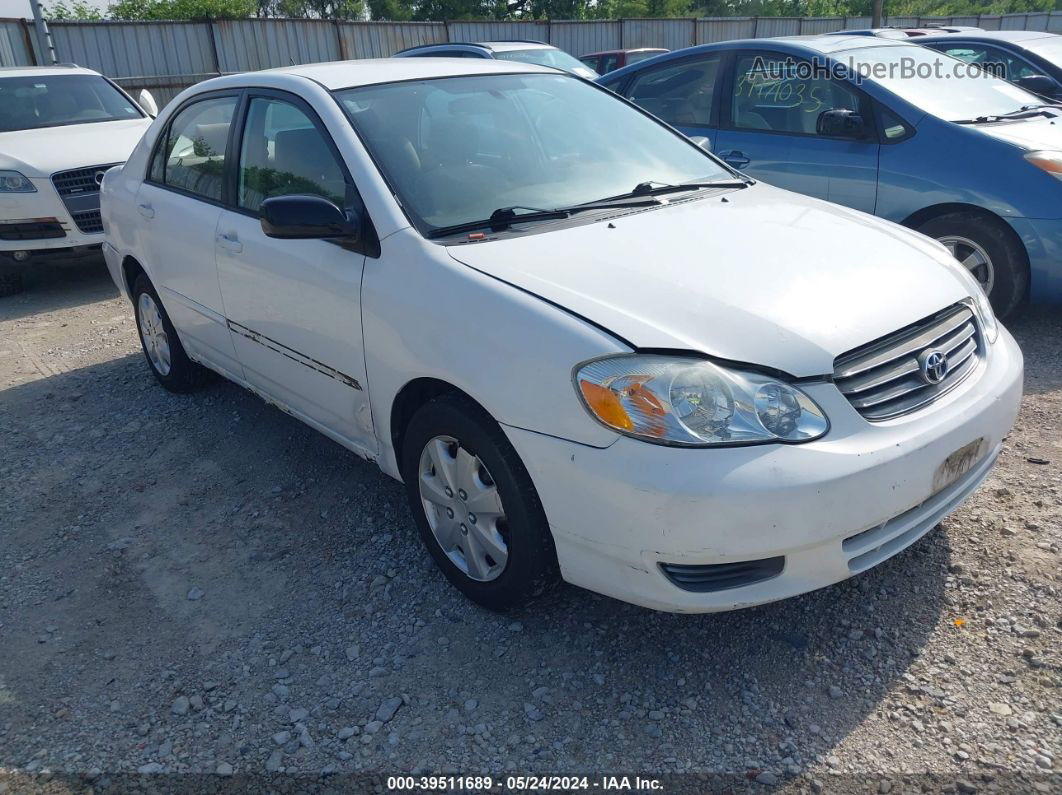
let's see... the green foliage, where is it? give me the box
[108,0,258,20]
[45,0,104,19]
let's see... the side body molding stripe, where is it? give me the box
[226,320,363,391]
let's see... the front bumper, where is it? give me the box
[504,329,1023,613]
[1006,216,1062,304]
[0,176,104,257]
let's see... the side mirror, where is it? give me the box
[138,89,159,118]
[260,195,359,240]
[689,135,712,152]
[1014,74,1058,99]
[816,108,868,139]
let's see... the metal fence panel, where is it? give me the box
[946,16,979,25]
[0,19,33,66]
[978,15,1002,30]
[339,21,445,58]
[1024,13,1049,31]
[886,16,919,27]
[49,21,215,81]
[842,16,872,28]
[549,20,621,55]
[213,19,340,73]
[1049,12,1062,33]
[999,14,1029,30]
[445,20,549,43]
[696,17,755,43]
[754,16,800,37]
[800,16,844,34]
[621,18,695,49]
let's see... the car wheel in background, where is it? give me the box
[0,270,24,297]
[132,273,212,392]
[917,212,1029,319]
[401,394,559,611]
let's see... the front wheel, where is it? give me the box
[401,394,559,611]
[917,212,1028,319]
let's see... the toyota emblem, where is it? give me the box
[918,349,949,385]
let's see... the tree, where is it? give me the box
[108,0,258,19]
[45,0,104,19]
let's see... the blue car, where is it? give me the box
[918,31,1062,101]
[597,34,1062,316]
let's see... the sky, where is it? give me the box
[1,0,107,19]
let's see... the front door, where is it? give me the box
[215,92,374,453]
[713,51,880,214]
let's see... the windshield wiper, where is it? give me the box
[953,104,1062,124]
[601,178,752,201]
[426,206,571,239]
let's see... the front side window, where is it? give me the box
[336,73,729,234]
[731,53,862,135]
[938,43,1036,80]
[237,97,346,214]
[0,74,142,133]
[155,95,238,202]
[627,55,721,129]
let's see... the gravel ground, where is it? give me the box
[0,258,1059,793]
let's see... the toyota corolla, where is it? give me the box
[101,58,1023,612]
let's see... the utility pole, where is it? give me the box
[872,0,884,28]
[28,0,58,65]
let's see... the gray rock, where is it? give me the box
[376,697,403,723]
[337,726,357,740]
[289,707,309,722]
[171,696,190,715]
[265,750,283,772]
[828,686,844,699]
[186,586,205,601]
[755,771,778,786]
[272,731,291,746]
[464,699,479,713]
[216,762,233,776]
[138,762,164,774]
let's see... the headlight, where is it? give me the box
[0,171,36,193]
[1024,150,1062,180]
[939,254,999,344]
[574,355,829,446]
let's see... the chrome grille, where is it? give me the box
[834,304,981,421]
[51,164,120,197]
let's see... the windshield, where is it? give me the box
[844,44,1043,120]
[1023,36,1062,68]
[0,74,143,133]
[336,73,728,235]
[492,48,598,77]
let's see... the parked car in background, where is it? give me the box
[579,48,669,74]
[103,58,1021,613]
[0,64,156,296]
[393,40,598,78]
[829,26,982,39]
[598,34,1062,317]
[919,31,1062,100]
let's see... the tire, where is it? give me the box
[917,212,1028,319]
[0,270,24,297]
[401,393,559,611]
[132,273,211,393]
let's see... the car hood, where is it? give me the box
[447,184,972,378]
[0,118,152,177]
[971,112,1062,151]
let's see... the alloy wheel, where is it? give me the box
[938,234,995,297]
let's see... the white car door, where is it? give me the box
[134,91,243,379]
[215,91,375,454]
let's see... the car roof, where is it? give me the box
[917,30,1058,45]
[204,57,554,92]
[0,64,99,78]
[477,40,553,51]
[582,48,668,56]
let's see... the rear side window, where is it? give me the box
[153,95,238,202]
[626,55,721,128]
[237,96,347,213]
[731,53,862,136]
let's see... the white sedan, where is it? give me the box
[101,58,1022,613]
[0,65,156,296]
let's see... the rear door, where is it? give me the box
[712,50,879,213]
[134,91,243,378]
[620,52,725,148]
[214,90,375,453]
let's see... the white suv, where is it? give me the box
[0,65,155,295]
[102,59,1022,613]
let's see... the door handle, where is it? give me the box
[216,231,242,254]
[136,202,154,219]
[719,150,751,168]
